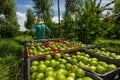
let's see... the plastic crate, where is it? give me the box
[45,40,79,53]
[84,45,120,53]
[24,39,60,58]
[26,53,102,80]
[83,47,120,66]
[61,48,120,80]
[23,38,81,59]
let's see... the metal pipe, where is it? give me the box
[57,0,61,36]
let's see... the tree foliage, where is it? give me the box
[24,9,36,30]
[32,0,53,22]
[114,0,120,13]
[0,25,19,38]
[0,0,19,38]
[62,0,115,43]
[0,0,18,25]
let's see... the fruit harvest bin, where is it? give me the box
[61,48,120,80]
[24,38,80,58]
[44,39,80,53]
[25,53,103,80]
[83,46,120,66]
[84,45,120,53]
[24,38,66,58]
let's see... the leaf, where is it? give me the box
[90,31,95,34]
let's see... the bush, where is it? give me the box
[0,25,19,38]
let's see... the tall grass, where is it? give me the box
[14,35,33,44]
[0,54,21,80]
[0,39,23,57]
[0,39,24,80]
[0,64,10,80]
[0,35,33,79]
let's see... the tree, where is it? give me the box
[0,0,19,25]
[24,9,36,30]
[114,0,120,13]
[109,0,120,39]
[0,0,19,38]
[64,0,81,16]
[62,0,115,43]
[61,0,82,39]
[76,0,115,43]
[32,0,53,22]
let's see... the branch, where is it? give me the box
[96,0,102,8]
[102,1,115,8]
[102,8,113,11]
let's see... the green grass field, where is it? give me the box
[0,35,32,80]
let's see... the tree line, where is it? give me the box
[0,0,120,43]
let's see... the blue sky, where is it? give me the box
[14,0,114,31]
[14,0,65,16]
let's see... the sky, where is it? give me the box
[14,0,114,31]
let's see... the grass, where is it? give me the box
[0,35,33,80]
[12,35,33,46]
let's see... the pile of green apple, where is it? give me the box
[27,41,42,47]
[46,41,77,51]
[68,41,86,47]
[64,51,117,74]
[27,42,53,56]
[89,48,120,59]
[30,53,94,80]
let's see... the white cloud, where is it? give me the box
[16,12,27,31]
[52,16,63,23]
[25,4,33,9]
[100,0,114,14]
[101,0,114,7]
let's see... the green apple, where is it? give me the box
[96,65,106,74]
[38,64,47,73]
[107,64,117,72]
[89,66,96,72]
[30,65,38,73]
[82,77,93,80]
[45,70,55,77]
[55,53,61,59]
[50,59,57,68]
[90,60,98,66]
[66,63,72,71]
[60,59,67,64]
[45,55,52,60]
[69,72,76,79]
[57,64,66,69]
[76,68,85,78]
[31,72,37,80]
[31,61,39,66]
[44,60,50,66]
[45,76,55,80]
[36,73,44,80]
[55,74,66,80]
[46,67,53,72]
[66,77,75,80]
